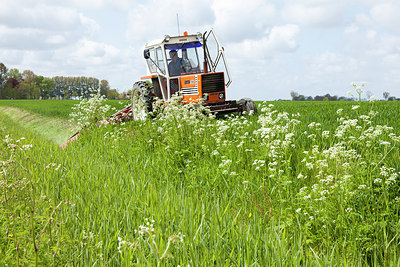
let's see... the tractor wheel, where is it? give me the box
[238,98,258,115]
[131,81,153,120]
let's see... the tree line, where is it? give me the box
[0,62,125,100]
[290,90,399,101]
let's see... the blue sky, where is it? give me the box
[1,0,400,100]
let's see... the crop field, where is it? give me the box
[1,99,400,265]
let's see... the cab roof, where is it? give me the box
[144,33,202,49]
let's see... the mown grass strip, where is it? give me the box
[0,106,75,144]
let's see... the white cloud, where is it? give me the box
[266,24,300,52]
[344,25,400,59]
[211,0,276,43]
[281,1,344,27]
[353,13,374,28]
[0,1,125,87]
[0,3,99,50]
[69,39,121,65]
[370,3,400,33]
[0,3,83,31]
[228,24,299,63]
[126,0,215,43]
[68,0,134,11]
[306,51,360,76]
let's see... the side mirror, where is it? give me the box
[143,49,150,59]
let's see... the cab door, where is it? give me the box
[203,29,232,88]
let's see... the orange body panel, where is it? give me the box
[141,72,226,104]
[180,75,197,89]
[181,74,201,103]
[141,74,157,80]
[207,92,225,103]
[180,73,226,104]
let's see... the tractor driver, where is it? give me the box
[168,50,186,76]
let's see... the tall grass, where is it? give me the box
[1,99,400,265]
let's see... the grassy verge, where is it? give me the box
[1,100,400,265]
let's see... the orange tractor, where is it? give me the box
[130,29,257,119]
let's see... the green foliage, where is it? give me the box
[0,63,114,100]
[38,77,54,99]
[0,131,73,265]
[8,68,22,81]
[69,92,115,132]
[106,89,118,100]
[0,62,7,90]
[100,79,110,97]
[0,100,400,265]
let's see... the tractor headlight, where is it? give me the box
[203,94,209,101]
[218,93,224,99]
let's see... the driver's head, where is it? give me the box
[169,50,178,59]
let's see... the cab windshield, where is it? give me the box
[165,42,203,76]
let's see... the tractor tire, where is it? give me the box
[238,98,258,115]
[131,81,153,120]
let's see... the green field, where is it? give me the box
[1,99,400,265]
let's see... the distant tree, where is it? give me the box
[298,95,305,101]
[31,86,41,99]
[38,77,54,99]
[323,97,329,101]
[22,70,38,99]
[383,91,390,101]
[16,82,30,99]
[388,96,396,101]
[8,68,22,81]
[36,75,44,86]
[62,77,74,99]
[290,90,298,101]
[52,76,74,99]
[106,89,118,100]
[338,96,349,101]
[3,78,19,99]
[306,96,313,101]
[22,70,37,84]
[322,93,338,101]
[100,80,110,97]
[0,63,7,86]
[90,77,100,94]
[0,63,8,98]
